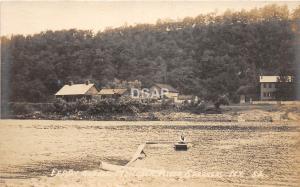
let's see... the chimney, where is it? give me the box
[68,81,73,86]
[85,80,90,85]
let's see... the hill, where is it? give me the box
[1,4,299,103]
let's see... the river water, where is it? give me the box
[0,120,299,186]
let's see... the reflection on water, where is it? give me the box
[0,120,299,186]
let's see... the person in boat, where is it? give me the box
[141,150,147,156]
[179,135,186,144]
[139,150,147,159]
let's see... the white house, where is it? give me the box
[259,76,292,100]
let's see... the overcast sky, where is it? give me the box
[1,1,300,36]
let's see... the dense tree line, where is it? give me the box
[1,4,299,103]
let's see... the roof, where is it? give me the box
[55,83,95,96]
[178,95,194,100]
[259,76,292,83]
[98,88,128,95]
[153,83,178,93]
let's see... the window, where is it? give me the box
[263,92,273,97]
[268,83,272,88]
[263,83,266,88]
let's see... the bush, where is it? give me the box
[10,103,35,115]
[40,103,56,114]
[196,101,207,113]
[183,100,207,114]
[87,97,148,115]
[53,98,68,113]
[75,98,89,111]
[53,98,78,115]
[161,99,176,110]
[214,95,230,109]
[61,97,146,115]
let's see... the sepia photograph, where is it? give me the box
[0,0,300,186]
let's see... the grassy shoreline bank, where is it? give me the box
[4,103,300,122]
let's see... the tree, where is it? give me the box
[274,76,295,101]
[214,95,230,109]
[1,5,296,104]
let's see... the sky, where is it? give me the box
[1,1,300,36]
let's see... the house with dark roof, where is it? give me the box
[98,88,129,99]
[150,83,179,102]
[55,81,98,102]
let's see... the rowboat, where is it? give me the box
[174,142,188,150]
[100,141,192,172]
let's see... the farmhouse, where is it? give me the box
[150,83,179,102]
[259,76,292,101]
[98,88,128,99]
[55,81,98,102]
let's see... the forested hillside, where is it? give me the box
[1,4,299,102]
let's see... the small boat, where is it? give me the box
[174,142,188,150]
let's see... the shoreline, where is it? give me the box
[3,113,299,123]
[1,119,299,127]
[4,103,300,122]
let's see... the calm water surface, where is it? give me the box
[0,120,299,186]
